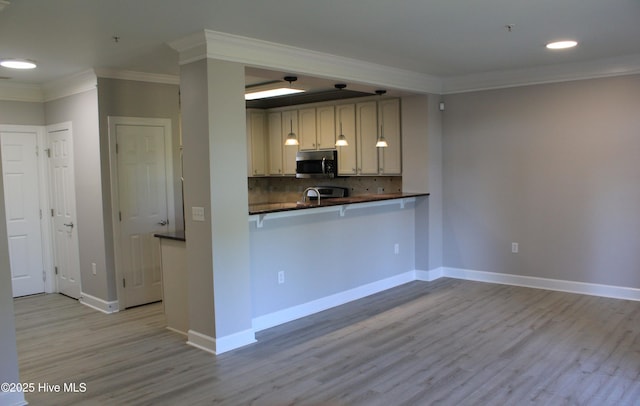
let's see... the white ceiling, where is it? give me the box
[1,0,640,93]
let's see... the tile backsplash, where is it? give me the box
[248,176,402,204]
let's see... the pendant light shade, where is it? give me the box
[285,119,299,146]
[335,122,348,147]
[334,84,349,147]
[284,76,299,146]
[375,90,388,148]
[376,124,388,148]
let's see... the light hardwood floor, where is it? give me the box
[14,278,640,405]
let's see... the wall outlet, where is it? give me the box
[394,243,400,254]
[512,242,519,253]
[278,271,285,284]
[92,262,97,275]
[377,187,384,194]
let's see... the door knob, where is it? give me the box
[63,222,74,228]
[158,220,168,226]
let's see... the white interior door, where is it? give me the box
[1,130,45,297]
[115,121,170,308]
[48,124,81,299]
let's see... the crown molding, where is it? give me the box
[94,68,180,85]
[0,81,43,102]
[442,53,640,94]
[42,69,97,102]
[169,29,443,94]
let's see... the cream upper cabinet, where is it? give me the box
[255,97,401,177]
[316,106,336,149]
[281,110,299,175]
[246,110,267,177]
[356,100,379,175]
[378,98,402,175]
[335,104,357,175]
[267,112,284,175]
[268,110,299,176]
[297,108,317,151]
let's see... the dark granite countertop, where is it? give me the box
[154,231,186,241]
[248,192,429,215]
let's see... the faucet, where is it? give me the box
[302,187,321,205]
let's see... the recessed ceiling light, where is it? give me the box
[546,40,578,50]
[0,59,37,69]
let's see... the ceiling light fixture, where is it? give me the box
[334,84,349,147]
[546,40,578,50]
[245,87,304,100]
[0,58,37,69]
[283,76,300,146]
[375,90,388,148]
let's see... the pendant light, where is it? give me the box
[283,76,299,146]
[375,90,388,148]
[334,83,349,147]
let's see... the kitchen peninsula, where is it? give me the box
[250,191,427,214]
[248,191,429,331]
[156,191,428,336]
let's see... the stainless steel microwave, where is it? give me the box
[295,150,338,179]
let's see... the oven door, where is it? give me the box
[296,158,335,178]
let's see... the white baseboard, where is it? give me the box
[0,391,27,406]
[442,267,640,301]
[166,326,188,336]
[252,271,416,332]
[415,267,445,282]
[252,266,640,335]
[187,330,216,355]
[187,328,256,355]
[215,329,257,354]
[79,292,119,314]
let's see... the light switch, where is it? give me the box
[192,206,205,222]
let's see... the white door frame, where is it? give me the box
[0,124,55,294]
[108,116,174,311]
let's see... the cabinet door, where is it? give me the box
[316,105,336,150]
[335,104,357,175]
[247,110,267,176]
[298,108,317,151]
[268,112,283,175]
[378,99,402,175]
[356,101,379,175]
[282,110,299,175]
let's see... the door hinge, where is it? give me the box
[45,148,51,158]
[43,270,46,282]
[119,211,122,222]
[51,208,54,217]
[54,266,58,275]
[40,209,43,219]
[115,143,119,154]
[123,278,126,288]
[36,146,39,156]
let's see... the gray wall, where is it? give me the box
[45,89,113,300]
[402,94,443,271]
[443,74,640,288]
[0,100,44,125]
[0,147,25,406]
[250,201,418,317]
[97,78,183,233]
